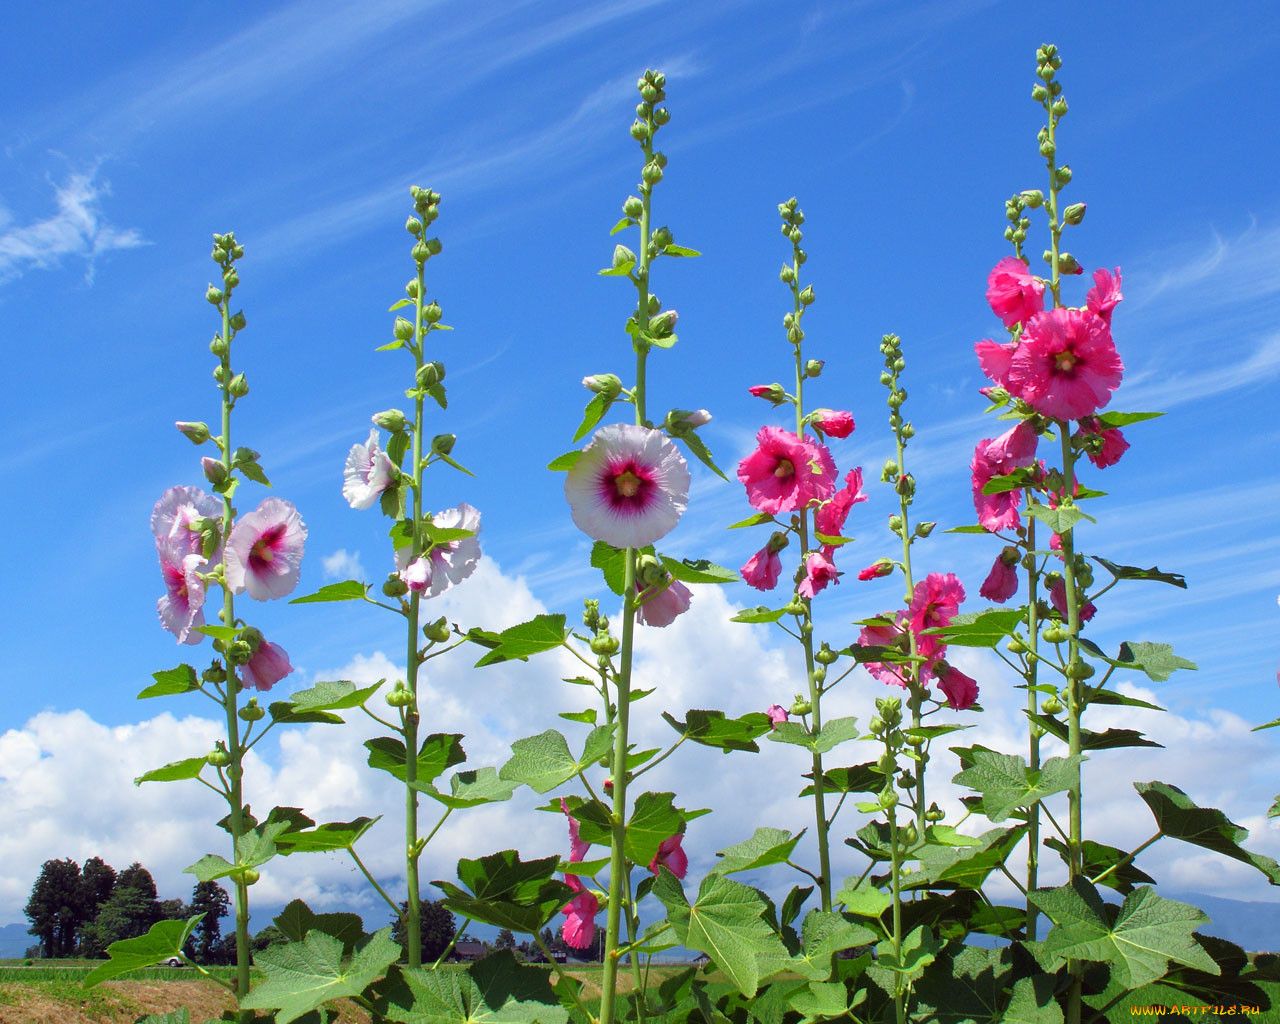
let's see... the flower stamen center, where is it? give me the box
[1054,350,1079,373]
[774,458,795,479]
[614,470,642,498]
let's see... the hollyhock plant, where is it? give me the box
[970,421,1039,531]
[1086,266,1124,324]
[741,542,784,591]
[342,429,396,510]
[986,255,1045,327]
[858,560,894,581]
[636,577,692,627]
[906,572,965,661]
[561,875,600,950]
[240,639,293,692]
[737,425,836,515]
[798,548,839,599]
[155,536,207,644]
[1005,306,1124,421]
[935,661,979,710]
[648,834,688,878]
[564,423,691,548]
[225,497,308,600]
[980,547,1021,602]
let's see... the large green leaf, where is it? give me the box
[134,756,208,786]
[435,851,574,935]
[791,910,876,981]
[914,945,1063,1023]
[800,763,881,798]
[590,541,633,595]
[273,899,366,953]
[287,679,382,713]
[953,751,1083,822]
[660,556,737,585]
[275,816,380,854]
[911,827,1028,890]
[83,915,202,986]
[289,580,369,604]
[138,664,199,699]
[366,733,466,787]
[1031,880,1219,988]
[1026,502,1094,534]
[1135,781,1280,884]
[652,870,791,997]
[573,391,616,442]
[661,709,772,753]
[185,821,291,882]
[1043,837,1156,894]
[712,827,805,876]
[421,767,519,809]
[1092,556,1186,589]
[1080,639,1197,682]
[730,605,790,624]
[241,927,400,1023]
[499,726,613,794]
[385,950,568,1024]
[920,608,1025,648]
[871,925,940,983]
[473,614,568,667]
[835,878,891,920]
[626,791,684,867]
[768,717,858,755]
[1029,713,1162,751]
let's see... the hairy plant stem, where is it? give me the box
[1024,511,1042,938]
[599,116,655,1024]
[893,423,925,842]
[404,258,428,968]
[217,299,252,1016]
[789,243,833,912]
[888,808,906,1024]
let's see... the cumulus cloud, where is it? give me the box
[321,548,365,581]
[0,171,146,284]
[2,559,1277,931]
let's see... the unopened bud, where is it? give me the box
[201,457,228,487]
[417,362,445,388]
[914,521,936,538]
[424,301,443,324]
[386,683,414,708]
[804,359,824,378]
[228,373,249,398]
[779,264,796,284]
[590,633,620,656]
[612,244,636,269]
[229,311,247,332]
[1020,190,1044,208]
[206,285,224,305]
[642,162,663,184]
[238,698,265,722]
[372,409,406,433]
[424,617,452,644]
[1063,202,1086,225]
[176,421,211,445]
[394,317,415,341]
[431,433,456,455]
[382,573,409,598]
[582,373,622,398]
[815,643,838,666]
[789,696,812,717]
[405,216,423,236]
[623,196,643,219]
[798,285,815,306]
[206,744,232,767]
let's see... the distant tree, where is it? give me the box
[25,858,83,958]
[251,925,289,952]
[81,863,163,952]
[390,899,457,963]
[495,928,516,951]
[116,863,159,900]
[187,881,231,963]
[79,858,116,922]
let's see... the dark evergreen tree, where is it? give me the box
[80,862,162,952]
[495,928,516,951]
[390,899,457,963]
[79,857,116,921]
[188,881,231,963]
[24,858,83,958]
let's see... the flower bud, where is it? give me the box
[748,383,787,406]
[412,241,430,263]
[902,824,918,846]
[226,639,253,664]
[1063,202,1086,225]
[914,521,936,538]
[590,633,620,656]
[1065,660,1095,680]
[653,106,670,125]
[665,408,711,432]
[649,309,678,336]
[229,311,247,332]
[925,803,945,822]
[765,531,790,554]
[815,643,838,666]
[431,433,456,455]
[642,162,663,185]
[582,373,622,398]
[238,698,265,722]
[623,196,643,219]
[382,573,409,598]
[804,359,824,378]
[202,662,227,684]
[877,752,897,775]
[206,285,224,305]
[1020,190,1044,208]
[887,514,903,533]
[424,617,452,643]
[206,745,232,767]
[424,301,443,323]
[372,409,406,433]
[1058,252,1082,275]
[223,269,239,289]
[417,362,445,388]
[789,696,812,717]
[1055,165,1073,186]
[209,334,230,358]
[175,421,211,445]
[1041,696,1063,715]
[228,373,249,398]
[405,278,420,298]
[394,317,415,341]
[405,216,423,236]
[201,457,228,487]
[612,244,636,269]
[1042,624,1069,644]
[779,263,796,284]
[386,683,414,708]
[1006,636,1027,654]
[798,285,815,306]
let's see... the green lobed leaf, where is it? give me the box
[1097,410,1163,428]
[435,850,573,934]
[546,449,582,472]
[871,925,940,983]
[711,827,805,876]
[83,915,203,987]
[730,605,790,624]
[287,581,368,605]
[1134,780,1280,884]
[1093,556,1186,589]
[661,709,772,753]
[138,664,199,699]
[287,680,382,713]
[1043,836,1156,894]
[652,869,791,997]
[921,608,1025,648]
[499,726,613,794]
[769,717,858,755]
[273,899,366,952]
[835,877,891,920]
[792,910,876,982]
[275,817,379,855]
[911,827,1028,890]
[1026,502,1095,534]
[626,791,684,867]
[573,391,615,442]
[1028,713,1163,751]
[422,767,519,810]
[675,430,729,481]
[663,243,701,257]
[241,928,401,1024]
[800,763,881,798]
[953,751,1083,822]
[1031,880,1219,988]
[134,756,207,786]
[473,614,568,667]
[384,949,568,1024]
[366,733,466,787]
[660,556,737,585]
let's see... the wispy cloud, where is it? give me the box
[0,171,145,284]
[322,549,365,581]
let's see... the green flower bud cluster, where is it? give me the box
[633,70,668,193]
[777,198,810,347]
[1003,192,1033,250]
[408,187,443,266]
[878,334,913,444]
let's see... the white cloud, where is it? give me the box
[0,171,145,284]
[322,549,365,581]
[2,561,1277,932]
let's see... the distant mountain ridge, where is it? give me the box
[0,922,32,958]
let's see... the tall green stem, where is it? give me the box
[403,260,428,968]
[893,429,925,841]
[1024,513,1042,939]
[888,808,906,1024]
[217,299,251,1015]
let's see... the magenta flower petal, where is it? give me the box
[741,546,783,591]
[1006,307,1124,421]
[565,424,690,548]
[342,429,396,510]
[151,486,220,557]
[811,409,855,438]
[1086,267,1123,325]
[649,834,688,879]
[241,640,294,692]
[970,422,1038,532]
[155,538,207,645]
[225,498,308,601]
[737,426,836,515]
[907,572,965,662]
[637,579,692,628]
[986,256,1045,328]
[936,663,979,710]
[975,339,1016,387]
[766,704,789,729]
[560,878,600,950]
[858,615,909,687]
[560,798,590,863]
[798,548,840,600]
[814,468,867,538]
[979,549,1021,603]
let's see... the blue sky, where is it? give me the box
[2,0,1279,926]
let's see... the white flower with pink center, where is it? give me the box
[151,486,220,557]
[225,498,308,601]
[156,536,207,644]
[564,424,690,548]
[395,503,482,598]
[342,430,396,510]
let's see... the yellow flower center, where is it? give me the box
[1054,350,1078,372]
[614,470,642,498]
[774,458,795,479]
[252,539,275,563]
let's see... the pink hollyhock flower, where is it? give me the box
[1086,267,1124,325]
[399,554,432,593]
[396,503,482,598]
[649,834,689,878]
[155,537,208,645]
[741,545,783,591]
[979,548,1021,603]
[858,616,909,687]
[858,561,894,581]
[637,578,692,628]
[560,874,599,950]
[225,498,308,601]
[1078,417,1129,469]
[737,426,836,515]
[748,383,786,404]
[935,662,979,711]
[810,409,855,439]
[560,798,589,863]
[241,640,293,692]
[1049,578,1096,623]
[975,339,1016,388]
[151,486,220,557]
[342,429,396,510]
[986,256,1045,328]
[798,548,840,599]
[908,573,965,661]
[565,424,690,548]
[766,704,789,729]
[970,422,1039,532]
[1006,307,1124,421]
[814,468,867,538]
